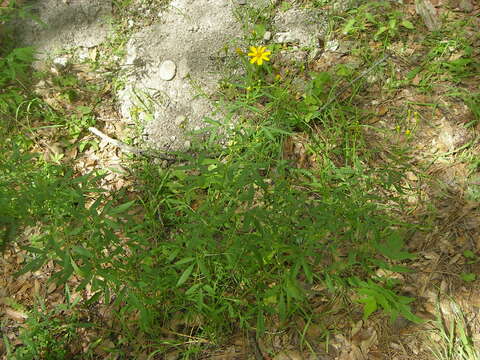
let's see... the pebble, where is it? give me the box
[325,39,339,52]
[273,32,298,44]
[159,60,177,81]
[183,140,191,150]
[175,115,186,126]
[238,0,247,4]
[263,31,272,41]
[52,57,68,69]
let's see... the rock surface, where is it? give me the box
[14,0,331,151]
[14,0,112,63]
[272,6,327,48]
[117,0,243,150]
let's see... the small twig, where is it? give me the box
[88,127,177,161]
[88,127,145,154]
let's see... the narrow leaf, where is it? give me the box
[176,263,195,287]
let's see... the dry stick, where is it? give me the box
[88,127,176,161]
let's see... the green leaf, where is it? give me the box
[185,283,202,296]
[15,256,45,276]
[365,12,376,24]
[284,278,302,300]
[108,200,135,215]
[401,20,414,29]
[301,260,313,283]
[336,64,353,77]
[399,304,424,324]
[72,246,93,258]
[253,24,266,37]
[374,26,388,40]
[77,105,92,115]
[460,273,476,282]
[78,141,89,152]
[388,19,397,30]
[343,18,357,34]
[176,263,195,287]
[175,257,195,266]
[256,309,265,336]
[197,257,210,277]
[375,233,416,261]
[359,296,378,320]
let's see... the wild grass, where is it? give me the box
[428,300,479,360]
[2,0,479,358]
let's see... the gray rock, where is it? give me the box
[13,0,112,64]
[459,0,474,12]
[272,6,327,48]
[263,31,272,41]
[159,60,177,81]
[175,115,187,126]
[238,0,247,4]
[325,39,339,52]
[52,56,69,69]
[249,0,274,9]
[437,118,472,152]
[117,0,242,150]
[273,32,298,44]
[332,0,360,12]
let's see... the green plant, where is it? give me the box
[352,278,421,323]
[4,290,85,360]
[342,2,415,43]
[1,0,434,355]
[428,301,479,360]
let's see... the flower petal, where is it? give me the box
[257,58,263,65]
[250,57,257,64]
[249,46,257,53]
[263,51,271,56]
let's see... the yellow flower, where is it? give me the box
[405,129,411,135]
[275,74,282,81]
[247,46,271,66]
[235,47,244,55]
